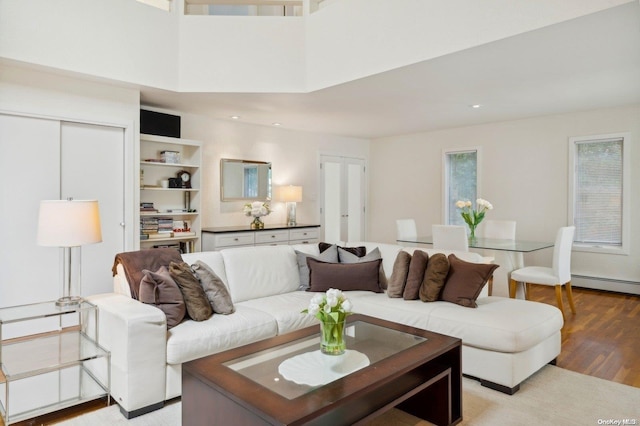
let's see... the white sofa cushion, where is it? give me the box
[221,245,300,303]
[426,297,564,353]
[182,251,228,287]
[166,305,277,365]
[349,292,444,330]
[237,291,318,334]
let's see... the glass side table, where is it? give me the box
[0,300,110,425]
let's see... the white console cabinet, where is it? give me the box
[201,225,320,251]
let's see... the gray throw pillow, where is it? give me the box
[387,251,412,298]
[169,261,213,321]
[139,266,186,329]
[191,260,235,314]
[338,247,388,290]
[295,245,339,290]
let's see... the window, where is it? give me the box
[569,133,630,254]
[443,148,478,226]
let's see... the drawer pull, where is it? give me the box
[271,235,276,238]
[303,232,307,236]
[234,238,239,241]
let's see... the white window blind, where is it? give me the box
[445,150,477,226]
[573,138,623,246]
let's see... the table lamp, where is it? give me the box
[277,185,303,227]
[37,199,102,307]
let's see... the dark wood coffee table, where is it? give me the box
[182,314,461,426]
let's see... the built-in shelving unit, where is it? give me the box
[139,134,202,252]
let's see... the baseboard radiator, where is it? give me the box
[572,275,640,296]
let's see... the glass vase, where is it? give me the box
[250,216,264,229]
[320,320,346,355]
[468,225,477,242]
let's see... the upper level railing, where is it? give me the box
[183,0,333,16]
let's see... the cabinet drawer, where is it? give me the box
[289,228,319,241]
[255,230,289,244]
[213,232,255,248]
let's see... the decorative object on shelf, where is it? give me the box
[177,170,191,188]
[161,150,181,164]
[456,198,493,242]
[302,288,353,355]
[168,177,181,188]
[276,185,303,227]
[243,201,271,229]
[37,199,103,306]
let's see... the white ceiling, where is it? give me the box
[141,3,640,139]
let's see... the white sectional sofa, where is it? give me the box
[87,242,563,418]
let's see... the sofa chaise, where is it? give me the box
[87,242,563,418]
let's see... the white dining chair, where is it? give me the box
[509,226,576,318]
[482,220,520,296]
[432,225,468,251]
[396,219,417,242]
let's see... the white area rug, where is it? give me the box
[56,365,640,425]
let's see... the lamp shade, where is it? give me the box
[277,185,303,203]
[37,200,102,247]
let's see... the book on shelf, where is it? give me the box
[172,231,196,237]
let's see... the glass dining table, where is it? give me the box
[396,236,554,253]
[396,236,554,298]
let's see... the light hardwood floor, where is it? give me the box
[3,285,639,425]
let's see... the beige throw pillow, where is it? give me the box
[387,251,412,298]
[191,260,235,314]
[169,261,213,321]
[403,250,429,300]
[419,253,450,302]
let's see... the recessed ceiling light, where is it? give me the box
[230,115,240,120]
[272,122,282,126]
[470,104,483,109]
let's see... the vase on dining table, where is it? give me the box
[468,224,477,243]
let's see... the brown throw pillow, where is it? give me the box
[337,247,388,290]
[139,266,186,329]
[191,260,235,314]
[419,253,450,302]
[387,251,412,298]
[403,250,429,300]
[441,254,499,308]
[307,258,382,293]
[169,261,213,321]
[319,242,367,258]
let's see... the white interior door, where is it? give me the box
[61,122,125,296]
[0,114,61,307]
[320,155,366,243]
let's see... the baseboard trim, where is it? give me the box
[572,275,640,296]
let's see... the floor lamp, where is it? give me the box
[37,199,102,307]
[278,185,303,227]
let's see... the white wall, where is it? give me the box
[2,0,631,93]
[305,0,633,91]
[176,111,370,228]
[369,105,640,285]
[0,0,179,90]
[178,16,305,92]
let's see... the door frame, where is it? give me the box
[319,154,367,243]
